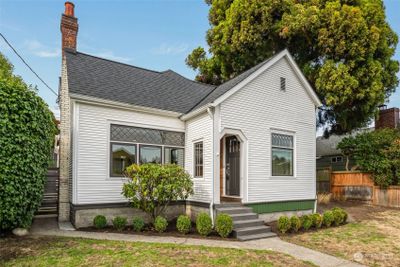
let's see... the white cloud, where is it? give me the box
[152,43,188,55]
[91,50,132,62]
[50,105,60,120]
[24,40,61,58]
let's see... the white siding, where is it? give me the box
[73,102,185,204]
[219,57,316,203]
[185,113,213,203]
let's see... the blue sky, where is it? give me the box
[0,0,399,118]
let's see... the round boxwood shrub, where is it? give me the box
[196,212,213,236]
[332,207,348,225]
[0,55,57,231]
[176,215,191,234]
[323,211,334,227]
[289,216,301,232]
[301,215,313,230]
[215,213,233,238]
[93,215,107,229]
[154,216,168,233]
[277,216,291,234]
[112,216,127,231]
[132,216,145,232]
[311,213,323,228]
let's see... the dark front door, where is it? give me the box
[225,136,240,196]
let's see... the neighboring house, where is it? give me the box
[316,106,399,172]
[58,2,322,232]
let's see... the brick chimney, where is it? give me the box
[375,105,400,129]
[60,2,78,54]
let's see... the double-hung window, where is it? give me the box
[194,142,203,178]
[110,124,185,177]
[271,133,294,176]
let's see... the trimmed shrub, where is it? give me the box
[332,207,348,225]
[289,216,301,232]
[311,213,323,228]
[132,217,145,232]
[196,212,213,236]
[277,216,291,234]
[322,211,334,227]
[93,215,107,229]
[154,216,168,233]
[176,215,191,234]
[215,213,233,238]
[301,215,313,230]
[0,54,57,230]
[112,216,127,231]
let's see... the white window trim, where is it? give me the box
[193,140,204,179]
[270,130,296,178]
[107,122,185,180]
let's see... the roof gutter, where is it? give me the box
[180,104,214,121]
[69,93,183,118]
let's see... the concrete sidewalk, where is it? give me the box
[30,218,363,267]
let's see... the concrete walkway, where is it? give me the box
[30,218,363,267]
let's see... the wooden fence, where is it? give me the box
[330,171,400,208]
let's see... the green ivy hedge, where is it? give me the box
[0,54,57,230]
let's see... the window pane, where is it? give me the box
[272,133,293,148]
[111,124,185,146]
[140,146,162,164]
[165,147,184,166]
[194,142,203,177]
[272,148,293,176]
[111,144,136,176]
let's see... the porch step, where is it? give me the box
[237,232,277,241]
[216,206,253,215]
[234,219,265,229]
[216,204,275,241]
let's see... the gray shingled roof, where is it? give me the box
[188,59,270,112]
[65,50,273,114]
[65,51,216,114]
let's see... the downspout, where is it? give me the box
[207,106,215,226]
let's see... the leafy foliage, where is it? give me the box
[186,0,399,135]
[277,216,291,234]
[215,213,233,238]
[154,216,168,233]
[311,213,323,229]
[0,53,57,230]
[337,129,400,186]
[93,215,107,229]
[301,215,313,231]
[176,215,191,234]
[332,207,347,225]
[289,215,301,232]
[132,216,145,232]
[112,216,127,231]
[122,164,193,221]
[323,211,334,227]
[196,212,213,236]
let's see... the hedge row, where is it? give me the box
[277,207,348,234]
[92,212,234,238]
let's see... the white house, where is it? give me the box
[58,2,322,240]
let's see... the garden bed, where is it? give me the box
[80,218,237,241]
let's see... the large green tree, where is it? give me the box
[186,0,399,135]
[0,53,57,230]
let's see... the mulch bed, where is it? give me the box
[80,218,237,241]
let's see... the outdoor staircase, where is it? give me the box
[215,203,277,241]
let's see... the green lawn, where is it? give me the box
[0,236,314,267]
[282,203,400,267]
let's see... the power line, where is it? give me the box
[0,32,58,96]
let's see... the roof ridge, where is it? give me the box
[68,50,161,74]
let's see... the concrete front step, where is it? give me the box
[216,206,253,215]
[230,213,259,221]
[237,232,277,241]
[233,218,265,229]
[233,225,272,238]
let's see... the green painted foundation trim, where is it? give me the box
[245,199,315,214]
